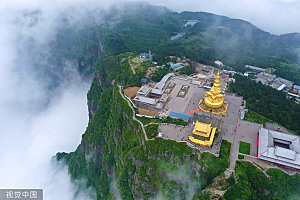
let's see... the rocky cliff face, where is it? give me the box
[57,53,231,199]
[59,88,231,199]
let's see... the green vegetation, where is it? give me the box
[155,161,206,200]
[59,53,233,199]
[50,3,300,88]
[52,4,300,198]
[192,140,232,199]
[151,67,171,82]
[139,60,155,69]
[200,139,232,182]
[136,116,188,126]
[223,161,300,200]
[145,124,159,139]
[98,6,300,84]
[229,75,300,135]
[194,192,211,200]
[239,142,250,155]
[95,52,142,87]
[245,110,275,127]
[238,154,245,159]
[226,174,236,188]
[178,66,193,75]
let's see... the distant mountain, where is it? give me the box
[27,2,300,88]
[97,5,300,84]
[55,3,300,200]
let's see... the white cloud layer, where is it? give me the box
[0,0,299,200]
[0,0,100,200]
[0,13,93,195]
[147,0,300,34]
[2,0,300,34]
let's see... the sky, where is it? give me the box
[0,0,299,200]
[147,0,300,34]
[0,11,94,197]
[1,0,300,34]
[0,1,97,199]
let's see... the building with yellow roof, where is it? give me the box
[189,120,217,147]
[198,72,228,115]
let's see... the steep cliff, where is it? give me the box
[57,53,231,199]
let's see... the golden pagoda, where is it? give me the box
[189,120,217,147]
[198,72,228,115]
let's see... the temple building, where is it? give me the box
[189,120,217,147]
[198,72,228,115]
[258,127,300,170]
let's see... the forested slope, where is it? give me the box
[39,2,300,85]
[228,75,300,135]
[223,161,300,200]
[57,53,232,199]
[53,3,300,199]
[98,5,300,84]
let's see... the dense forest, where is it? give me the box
[96,4,300,84]
[223,161,300,200]
[43,2,300,85]
[228,75,300,135]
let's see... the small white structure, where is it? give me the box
[245,65,266,73]
[168,62,185,71]
[215,60,224,66]
[277,84,286,91]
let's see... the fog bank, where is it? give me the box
[0,1,109,199]
[148,0,300,34]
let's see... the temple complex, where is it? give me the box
[188,120,217,147]
[198,72,228,115]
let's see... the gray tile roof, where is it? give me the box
[155,73,174,90]
[258,127,300,170]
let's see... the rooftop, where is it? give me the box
[193,121,212,134]
[258,127,300,170]
[271,77,293,89]
[245,65,266,72]
[169,110,190,122]
[293,85,300,90]
[137,85,151,96]
[150,88,163,95]
[133,96,156,105]
[155,73,174,90]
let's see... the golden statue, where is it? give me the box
[198,72,228,115]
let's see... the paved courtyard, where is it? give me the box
[162,77,203,113]
[158,75,246,161]
[156,74,300,174]
[157,74,284,172]
[159,124,193,142]
[236,120,261,156]
[161,75,229,115]
[158,123,222,154]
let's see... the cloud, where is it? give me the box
[147,0,300,34]
[0,60,93,199]
[0,1,108,200]
[1,0,299,200]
